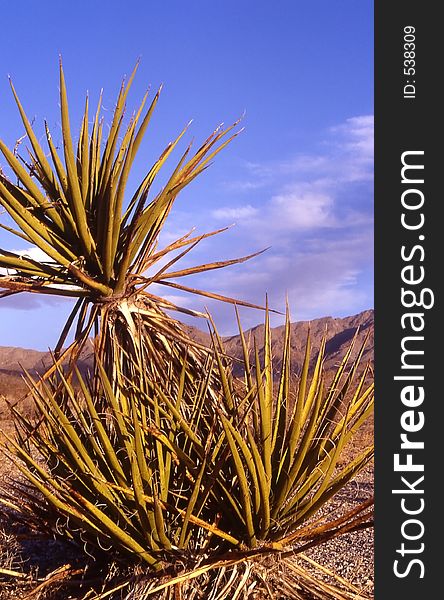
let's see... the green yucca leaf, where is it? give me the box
[9,79,62,196]
[142,423,197,475]
[285,333,322,468]
[212,336,235,413]
[120,150,186,269]
[1,429,66,495]
[253,336,272,484]
[119,122,189,238]
[7,86,69,236]
[244,425,270,537]
[43,121,80,239]
[98,63,140,198]
[130,85,163,163]
[128,445,160,549]
[0,141,57,221]
[77,372,128,487]
[219,413,257,548]
[178,452,210,548]
[0,248,62,278]
[131,396,154,491]
[271,378,323,519]
[271,304,291,477]
[234,305,254,390]
[293,406,352,523]
[78,95,90,205]
[87,90,103,211]
[0,179,75,265]
[152,387,171,502]
[161,354,188,500]
[220,413,262,519]
[103,128,134,281]
[30,375,137,528]
[186,359,214,444]
[59,62,96,257]
[281,446,374,533]
[152,490,172,549]
[343,388,374,441]
[263,301,273,479]
[145,390,203,453]
[72,488,161,567]
[291,327,311,444]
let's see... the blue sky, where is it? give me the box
[0,0,373,350]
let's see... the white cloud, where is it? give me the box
[211,114,373,239]
[11,247,54,263]
[328,115,374,183]
[186,229,373,334]
[269,191,335,230]
[176,254,371,336]
[243,160,274,178]
[222,179,269,192]
[281,154,330,174]
[240,114,373,187]
[1,246,53,275]
[331,115,374,159]
[212,205,258,220]
[184,114,375,329]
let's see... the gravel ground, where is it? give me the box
[301,464,374,598]
[0,465,374,600]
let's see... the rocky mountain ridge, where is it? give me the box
[0,309,374,400]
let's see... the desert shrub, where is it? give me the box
[0,63,373,599]
[0,310,373,598]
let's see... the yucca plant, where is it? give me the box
[0,60,264,394]
[0,63,374,599]
[0,308,374,599]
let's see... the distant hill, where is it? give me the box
[215,308,374,377]
[0,309,374,401]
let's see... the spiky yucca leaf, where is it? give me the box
[207,308,374,547]
[0,62,269,397]
[0,62,250,297]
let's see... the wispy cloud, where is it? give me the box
[187,114,374,330]
[212,204,258,221]
[0,292,67,310]
[221,179,270,193]
[213,114,373,232]
[331,115,374,160]
[179,227,373,334]
[268,191,335,230]
[12,247,53,262]
[0,247,54,277]
[260,114,373,183]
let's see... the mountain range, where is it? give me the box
[0,309,374,401]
